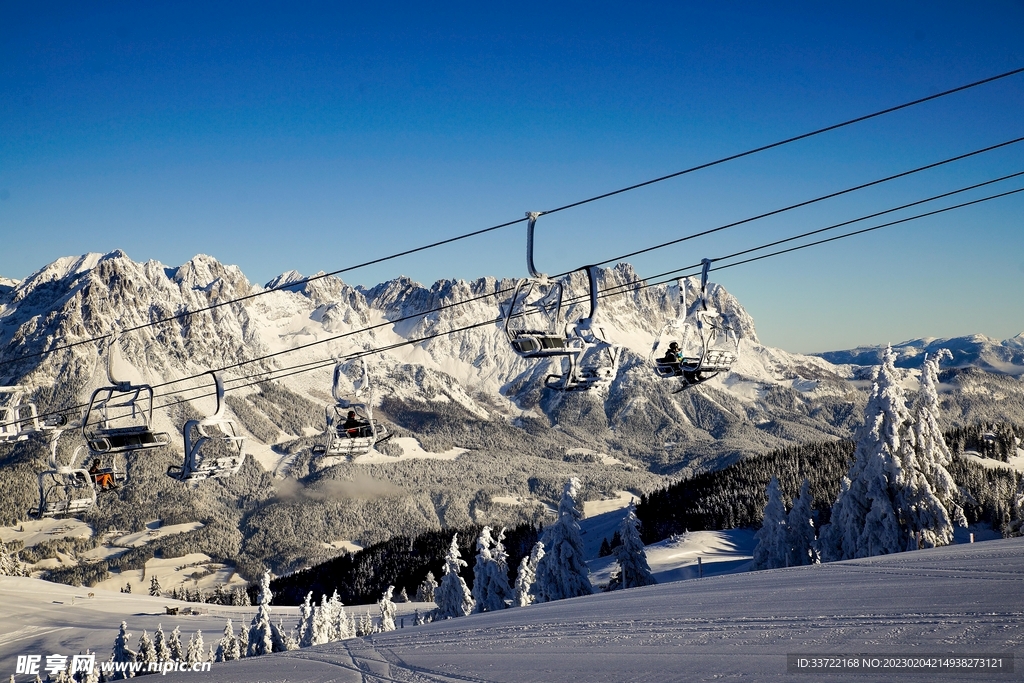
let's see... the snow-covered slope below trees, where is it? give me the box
[4,538,1021,682]
[148,537,1024,683]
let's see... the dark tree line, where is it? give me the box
[635,435,1022,544]
[944,422,1022,462]
[947,456,1021,530]
[268,522,540,606]
[636,440,853,543]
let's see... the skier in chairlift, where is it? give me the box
[89,459,117,491]
[660,342,682,371]
[660,341,702,385]
[343,410,370,438]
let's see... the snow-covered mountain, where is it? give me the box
[817,334,1024,374]
[1,251,1022,576]
[0,250,858,469]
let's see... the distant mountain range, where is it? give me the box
[816,334,1024,374]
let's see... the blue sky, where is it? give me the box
[2,1,1022,353]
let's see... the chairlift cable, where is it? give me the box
[159,160,1024,394]
[4,177,1023,431]
[2,67,1020,371]
[596,169,1024,297]
[588,136,1024,269]
[139,180,1024,414]
[536,66,1024,218]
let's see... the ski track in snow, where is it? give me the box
[127,538,1024,683]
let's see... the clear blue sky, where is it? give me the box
[2,1,1022,353]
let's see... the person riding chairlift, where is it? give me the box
[342,410,370,438]
[88,458,116,490]
[661,341,701,384]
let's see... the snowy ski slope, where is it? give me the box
[147,537,1024,683]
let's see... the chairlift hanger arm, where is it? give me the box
[525,212,547,281]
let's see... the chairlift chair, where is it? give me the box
[167,372,246,482]
[0,386,67,443]
[82,337,170,455]
[506,214,619,391]
[312,359,391,458]
[504,213,585,359]
[30,430,97,519]
[652,259,738,390]
[544,265,621,392]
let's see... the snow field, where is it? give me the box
[0,575,431,674]
[0,519,92,549]
[0,519,249,596]
[154,537,1024,683]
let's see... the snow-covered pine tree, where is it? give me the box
[396,587,409,603]
[111,621,135,678]
[613,504,656,588]
[492,527,512,600]
[904,349,966,547]
[534,477,593,601]
[336,602,355,640]
[786,478,819,566]
[356,610,374,636]
[1005,476,1024,538]
[416,572,437,603]
[153,624,170,663]
[472,526,509,612]
[325,591,342,641]
[0,540,25,577]
[434,534,474,618]
[136,630,156,672]
[752,477,789,570]
[471,526,494,611]
[378,586,397,631]
[297,592,314,648]
[270,618,291,651]
[81,650,101,683]
[311,596,329,645]
[246,571,274,657]
[231,586,250,606]
[148,576,161,597]
[185,630,204,665]
[269,621,285,653]
[215,620,238,662]
[168,626,183,662]
[819,346,910,561]
[514,541,544,607]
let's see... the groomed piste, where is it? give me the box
[148,537,1024,683]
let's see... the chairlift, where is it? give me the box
[0,386,67,444]
[505,213,619,391]
[651,258,738,390]
[30,430,96,519]
[312,359,391,458]
[82,336,170,455]
[504,212,584,359]
[167,372,245,482]
[544,265,620,391]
